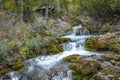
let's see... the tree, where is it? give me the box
[14,0,19,13]
[45,0,49,28]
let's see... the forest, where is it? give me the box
[0,0,120,80]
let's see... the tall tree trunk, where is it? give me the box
[15,0,19,13]
[45,0,49,29]
[0,0,4,9]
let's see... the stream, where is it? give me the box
[0,25,99,80]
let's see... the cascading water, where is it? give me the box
[0,25,97,80]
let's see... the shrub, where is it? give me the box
[100,23,111,33]
[0,40,11,59]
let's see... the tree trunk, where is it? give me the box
[0,0,4,9]
[45,0,49,29]
[15,0,19,13]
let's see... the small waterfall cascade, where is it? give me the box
[62,25,91,51]
[72,25,90,36]
[0,25,97,80]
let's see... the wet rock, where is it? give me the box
[110,60,116,65]
[0,74,11,80]
[107,75,116,80]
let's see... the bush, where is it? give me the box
[0,40,11,59]
[100,23,111,33]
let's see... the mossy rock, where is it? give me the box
[110,43,120,53]
[55,38,72,44]
[12,59,24,70]
[70,60,101,76]
[63,54,80,62]
[47,44,64,54]
[85,33,120,52]
[85,36,112,51]
[85,37,99,51]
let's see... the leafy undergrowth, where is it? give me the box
[0,15,71,76]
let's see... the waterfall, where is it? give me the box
[62,25,90,51]
[72,25,90,36]
[0,25,98,80]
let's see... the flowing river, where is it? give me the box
[0,25,98,80]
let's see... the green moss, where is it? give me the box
[73,74,83,80]
[85,37,109,51]
[85,33,120,52]
[70,60,101,77]
[55,38,72,44]
[85,37,99,51]
[72,74,90,80]
[63,54,80,62]
[47,44,64,54]
[46,38,71,54]
[13,59,24,70]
